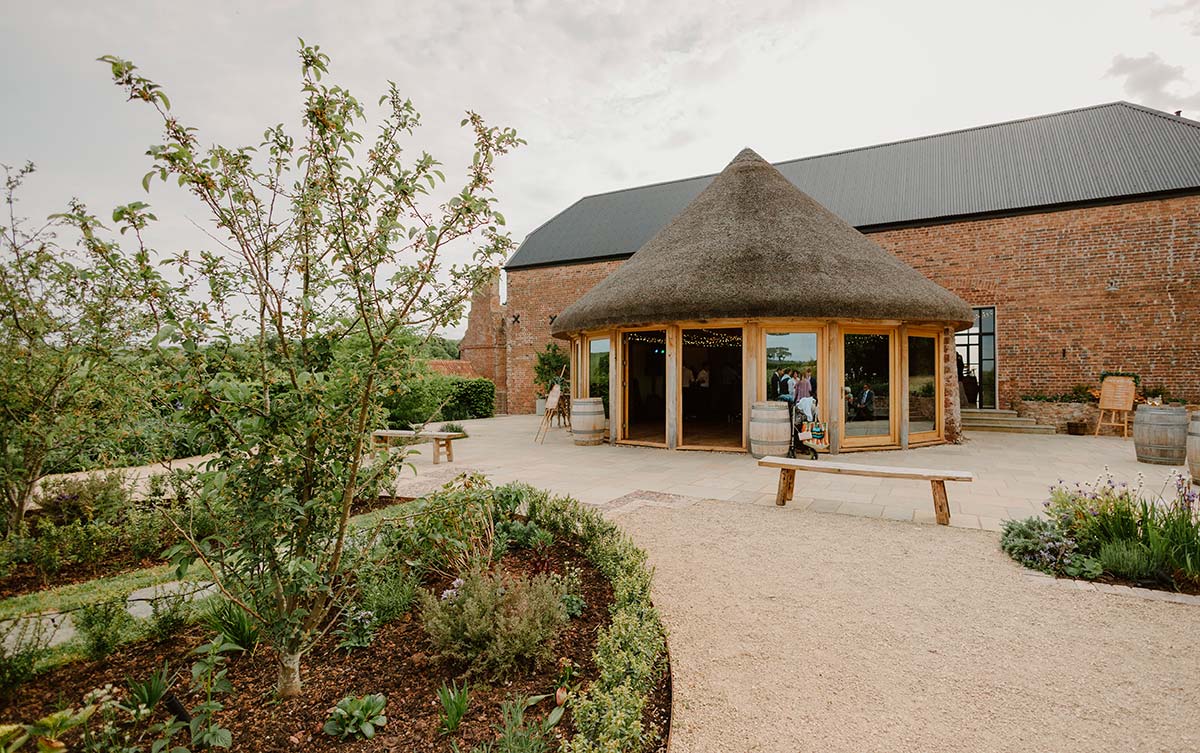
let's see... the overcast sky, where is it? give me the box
[3,0,1198,337]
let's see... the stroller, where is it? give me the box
[787,397,824,461]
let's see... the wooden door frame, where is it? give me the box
[617,326,669,447]
[905,327,944,445]
[676,324,747,451]
[839,325,900,450]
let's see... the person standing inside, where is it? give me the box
[769,367,784,400]
[697,362,712,419]
[682,363,695,418]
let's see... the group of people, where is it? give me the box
[844,383,876,421]
[770,367,819,422]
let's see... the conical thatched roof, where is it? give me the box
[550,148,973,336]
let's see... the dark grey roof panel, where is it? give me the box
[507,102,1200,269]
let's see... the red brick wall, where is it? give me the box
[502,259,624,413]
[459,272,509,413]
[870,194,1200,408]
[476,193,1200,414]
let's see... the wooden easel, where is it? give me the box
[1095,376,1136,438]
[534,384,562,444]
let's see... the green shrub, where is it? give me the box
[515,484,667,753]
[383,375,495,427]
[149,586,193,642]
[0,618,51,699]
[1098,540,1159,581]
[35,473,131,525]
[1000,517,1074,574]
[335,607,377,651]
[419,567,567,679]
[533,343,569,397]
[387,477,498,578]
[126,507,171,560]
[75,599,133,660]
[443,378,495,421]
[359,562,420,625]
[203,598,261,653]
[324,693,388,740]
[440,422,466,435]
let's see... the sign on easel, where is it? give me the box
[1095,376,1136,438]
[535,384,562,444]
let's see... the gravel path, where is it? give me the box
[612,498,1200,753]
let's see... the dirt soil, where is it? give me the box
[613,497,1200,753]
[3,542,670,752]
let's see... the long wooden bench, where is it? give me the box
[371,429,467,464]
[757,456,974,525]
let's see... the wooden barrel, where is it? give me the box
[749,401,791,458]
[573,398,605,446]
[1188,412,1200,483]
[1132,405,1188,465]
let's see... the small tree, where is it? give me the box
[533,342,569,397]
[0,164,147,533]
[100,42,521,698]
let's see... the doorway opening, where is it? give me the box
[622,330,666,444]
[681,328,743,448]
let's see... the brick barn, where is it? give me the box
[461,101,1200,447]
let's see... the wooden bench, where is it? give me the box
[757,456,974,525]
[371,429,467,464]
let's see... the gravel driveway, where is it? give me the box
[611,497,1200,753]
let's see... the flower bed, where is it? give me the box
[1001,473,1200,594]
[0,480,670,752]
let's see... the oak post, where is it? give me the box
[930,479,950,525]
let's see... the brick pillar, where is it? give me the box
[459,268,508,413]
[943,325,963,443]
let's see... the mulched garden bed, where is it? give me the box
[0,496,413,601]
[2,542,672,752]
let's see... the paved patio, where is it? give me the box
[406,415,1189,530]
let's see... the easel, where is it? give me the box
[1095,375,1136,438]
[535,366,571,443]
[534,384,562,444]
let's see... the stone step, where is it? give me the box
[963,422,1057,435]
[961,415,1040,427]
[961,408,1019,418]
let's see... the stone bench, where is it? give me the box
[757,456,974,525]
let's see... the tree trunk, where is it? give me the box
[277,651,303,698]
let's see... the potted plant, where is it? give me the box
[533,342,569,414]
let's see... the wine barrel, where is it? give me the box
[572,398,605,446]
[1132,405,1188,465]
[749,401,791,458]
[1187,412,1200,484]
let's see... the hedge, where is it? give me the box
[383,375,495,428]
[507,483,669,753]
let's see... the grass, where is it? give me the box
[0,562,206,621]
[2,497,420,621]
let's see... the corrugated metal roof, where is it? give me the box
[507,102,1200,269]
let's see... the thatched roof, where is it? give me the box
[551,148,973,336]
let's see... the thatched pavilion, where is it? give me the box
[551,148,973,453]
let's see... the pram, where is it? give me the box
[787,399,824,461]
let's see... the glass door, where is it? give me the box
[955,307,996,409]
[842,330,895,445]
[907,332,940,440]
[586,337,611,418]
